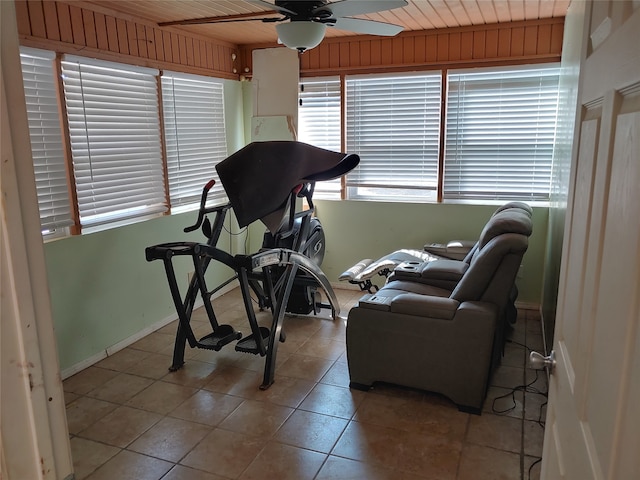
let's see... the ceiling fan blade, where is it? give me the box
[247,0,297,16]
[158,12,281,26]
[315,0,408,18]
[329,17,404,36]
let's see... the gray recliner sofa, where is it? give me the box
[345,208,532,413]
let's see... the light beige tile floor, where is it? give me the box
[64,287,547,480]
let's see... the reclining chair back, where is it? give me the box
[452,209,532,308]
[461,202,533,264]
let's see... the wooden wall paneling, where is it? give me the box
[550,22,564,54]
[105,16,118,53]
[536,23,552,54]
[116,19,128,55]
[154,28,165,62]
[178,35,188,66]
[437,34,449,62]
[17,2,562,79]
[192,39,201,67]
[329,43,340,69]
[136,23,148,58]
[162,31,172,64]
[145,26,156,60]
[27,0,47,38]
[126,21,139,56]
[497,27,512,57]
[460,31,473,60]
[219,45,227,72]
[339,42,350,68]
[94,12,109,51]
[211,43,219,70]
[187,38,195,66]
[170,33,180,64]
[15,1,32,36]
[485,29,499,58]
[350,41,361,68]
[511,26,525,56]
[205,42,214,70]
[224,46,234,72]
[412,35,425,63]
[448,32,461,61]
[391,37,403,64]
[319,43,331,69]
[300,48,320,71]
[42,1,60,42]
[360,40,371,66]
[402,36,414,64]
[82,10,97,49]
[199,40,207,69]
[425,34,438,62]
[380,39,392,65]
[69,5,85,46]
[473,30,486,59]
[56,2,73,44]
[523,25,539,55]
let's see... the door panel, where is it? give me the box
[542,1,640,479]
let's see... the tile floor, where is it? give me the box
[64,287,548,480]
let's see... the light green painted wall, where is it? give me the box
[315,200,548,305]
[44,212,237,371]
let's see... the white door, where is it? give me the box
[542,1,640,478]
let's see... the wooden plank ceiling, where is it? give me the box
[84,0,570,45]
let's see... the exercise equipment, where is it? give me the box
[145,141,359,389]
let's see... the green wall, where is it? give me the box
[315,200,548,305]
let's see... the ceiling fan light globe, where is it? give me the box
[276,21,326,52]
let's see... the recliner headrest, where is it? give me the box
[493,201,533,217]
[478,210,533,249]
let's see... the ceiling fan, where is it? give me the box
[158,0,409,53]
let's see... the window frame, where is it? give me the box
[443,63,561,203]
[297,64,561,205]
[19,47,75,238]
[19,49,232,238]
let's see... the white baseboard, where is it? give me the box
[61,279,239,379]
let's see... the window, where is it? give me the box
[298,77,341,199]
[162,71,228,210]
[345,72,442,202]
[300,65,560,203]
[19,47,74,236]
[444,64,560,201]
[20,50,231,237]
[61,56,166,228]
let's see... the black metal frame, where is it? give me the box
[145,180,339,389]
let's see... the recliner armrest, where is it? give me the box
[424,240,476,260]
[390,293,460,319]
[388,259,469,290]
[418,259,468,282]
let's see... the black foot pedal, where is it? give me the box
[197,325,242,351]
[235,327,270,354]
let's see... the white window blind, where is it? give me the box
[298,77,341,199]
[20,47,74,235]
[345,72,442,202]
[61,55,166,228]
[162,71,227,209]
[444,64,560,201]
